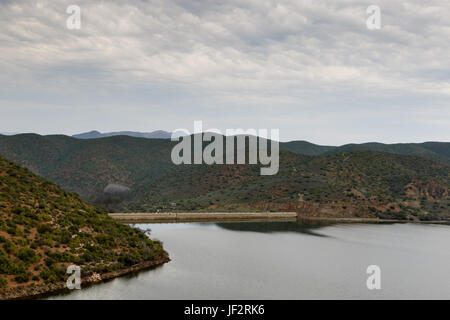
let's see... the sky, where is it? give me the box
[0,0,449,145]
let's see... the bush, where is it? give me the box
[37,224,52,234]
[15,273,30,283]
[0,277,7,288]
[17,247,39,264]
[3,240,15,254]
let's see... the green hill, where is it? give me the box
[325,142,450,163]
[0,134,448,220]
[0,134,174,200]
[280,140,450,163]
[126,150,449,219]
[280,140,335,156]
[0,155,168,298]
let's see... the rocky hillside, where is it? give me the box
[0,155,168,298]
[124,150,449,220]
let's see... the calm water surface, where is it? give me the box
[52,221,450,299]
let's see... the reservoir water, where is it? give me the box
[52,221,450,299]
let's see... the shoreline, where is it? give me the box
[0,253,170,300]
[109,212,450,225]
[297,216,450,224]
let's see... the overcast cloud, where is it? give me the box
[0,0,449,144]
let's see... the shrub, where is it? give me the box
[15,273,30,283]
[37,224,52,234]
[17,247,39,264]
[3,240,15,254]
[0,277,7,288]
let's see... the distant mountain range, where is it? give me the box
[72,130,172,139]
[0,132,21,136]
[0,133,448,219]
[4,130,449,164]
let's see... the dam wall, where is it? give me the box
[109,212,297,223]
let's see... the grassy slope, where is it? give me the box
[0,155,167,292]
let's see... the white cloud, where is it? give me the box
[0,0,449,143]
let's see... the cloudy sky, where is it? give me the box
[0,0,449,144]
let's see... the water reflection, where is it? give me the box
[215,220,332,237]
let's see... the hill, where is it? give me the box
[0,134,448,220]
[0,155,168,299]
[281,140,335,156]
[0,134,174,201]
[281,140,450,163]
[325,142,450,163]
[125,150,449,220]
[72,130,171,139]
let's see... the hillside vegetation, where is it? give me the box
[0,155,167,295]
[0,134,448,220]
[62,131,450,162]
[323,142,450,164]
[126,150,449,220]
